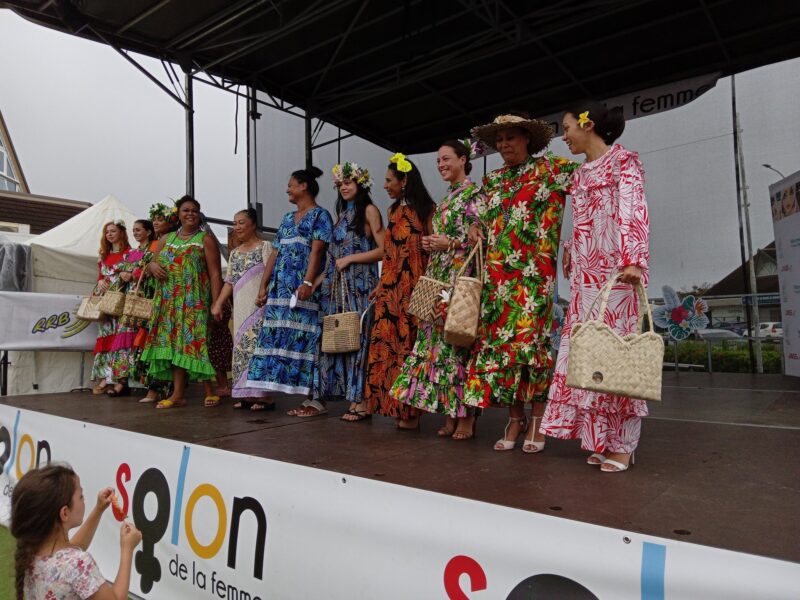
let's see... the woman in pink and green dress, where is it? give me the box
[391,141,482,439]
[142,195,222,409]
[465,113,577,453]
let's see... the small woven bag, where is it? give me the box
[321,272,361,354]
[408,273,450,323]
[443,239,484,348]
[77,285,105,322]
[98,280,126,317]
[123,269,154,322]
[566,276,664,402]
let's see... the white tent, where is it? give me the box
[8,195,138,395]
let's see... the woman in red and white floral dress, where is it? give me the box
[540,101,650,473]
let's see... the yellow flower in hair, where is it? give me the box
[389,152,413,173]
[577,111,590,128]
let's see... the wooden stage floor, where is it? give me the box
[3,372,799,563]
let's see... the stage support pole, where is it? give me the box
[305,112,313,169]
[185,70,195,197]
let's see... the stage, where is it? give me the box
[3,371,799,565]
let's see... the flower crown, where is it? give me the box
[149,201,179,222]
[113,219,126,229]
[389,152,413,173]
[332,162,373,189]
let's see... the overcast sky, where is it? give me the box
[2,9,799,296]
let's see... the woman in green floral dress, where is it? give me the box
[142,195,223,409]
[465,113,577,453]
[391,141,481,439]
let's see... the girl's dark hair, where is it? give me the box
[176,195,201,210]
[565,100,625,144]
[134,219,156,242]
[11,464,77,600]
[336,185,374,237]
[440,139,472,175]
[291,166,324,198]
[235,208,258,224]
[388,158,435,225]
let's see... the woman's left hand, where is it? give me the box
[335,256,351,272]
[618,265,643,285]
[296,284,312,302]
[423,234,450,252]
[97,487,114,511]
[119,272,133,283]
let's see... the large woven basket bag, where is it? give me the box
[123,269,154,322]
[443,240,484,348]
[321,272,361,354]
[408,272,450,323]
[77,286,105,322]
[566,276,664,402]
[98,279,126,317]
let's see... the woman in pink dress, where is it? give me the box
[540,101,650,473]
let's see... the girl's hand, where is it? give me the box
[120,522,142,550]
[97,487,114,511]
[211,303,223,322]
[562,246,572,278]
[618,265,642,285]
[335,256,351,272]
[97,280,110,293]
[119,272,133,283]
[467,223,485,246]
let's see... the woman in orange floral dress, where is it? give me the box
[365,154,435,429]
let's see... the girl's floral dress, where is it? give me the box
[541,144,650,454]
[391,180,480,417]
[464,153,577,408]
[91,249,135,382]
[365,202,431,418]
[315,202,379,404]
[247,207,333,395]
[141,231,216,382]
[24,546,106,600]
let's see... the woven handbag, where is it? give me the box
[123,269,154,322]
[443,240,484,348]
[77,289,105,322]
[321,272,361,354]
[98,279,126,317]
[566,277,664,402]
[408,274,450,322]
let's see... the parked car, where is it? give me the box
[715,321,748,336]
[697,329,743,340]
[748,322,783,338]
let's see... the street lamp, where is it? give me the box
[762,164,786,179]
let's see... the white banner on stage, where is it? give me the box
[0,291,97,351]
[1,407,798,599]
[769,170,800,377]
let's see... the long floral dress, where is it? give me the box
[227,242,272,398]
[91,249,134,383]
[390,180,480,417]
[541,144,650,454]
[247,207,333,395]
[315,202,379,403]
[365,202,431,418]
[141,231,216,382]
[463,154,577,408]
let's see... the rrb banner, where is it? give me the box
[0,291,97,351]
[0,406,798,599]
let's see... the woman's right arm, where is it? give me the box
[88,522,142,600]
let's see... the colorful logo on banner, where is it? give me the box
[29,303,91,339]
[652,285,709,341]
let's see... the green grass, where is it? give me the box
[0,526,15,599]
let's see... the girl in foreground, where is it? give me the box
[11,464,142,600]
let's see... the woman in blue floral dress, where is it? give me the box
[315,162,384,422]
[247,166,333,416]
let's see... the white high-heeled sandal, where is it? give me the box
[601,453,635,472]
[494,417,527,451]
[522,416,546,454]
[586,453,606,465]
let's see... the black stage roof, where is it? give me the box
[4,0,800,153]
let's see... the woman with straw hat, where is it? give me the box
[465,112,577,453]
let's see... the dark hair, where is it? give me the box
[11,464,77,600]
[388,158,435,225]
[565,100,625,144]
[291,166,324,198]
[336,185,374,237]
[440,139,472,175]
[235,208,258,224]
[134,219,156,242]
[176,195,201,210]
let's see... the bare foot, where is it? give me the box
[452,416,476,440]
[437,416,457,437]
